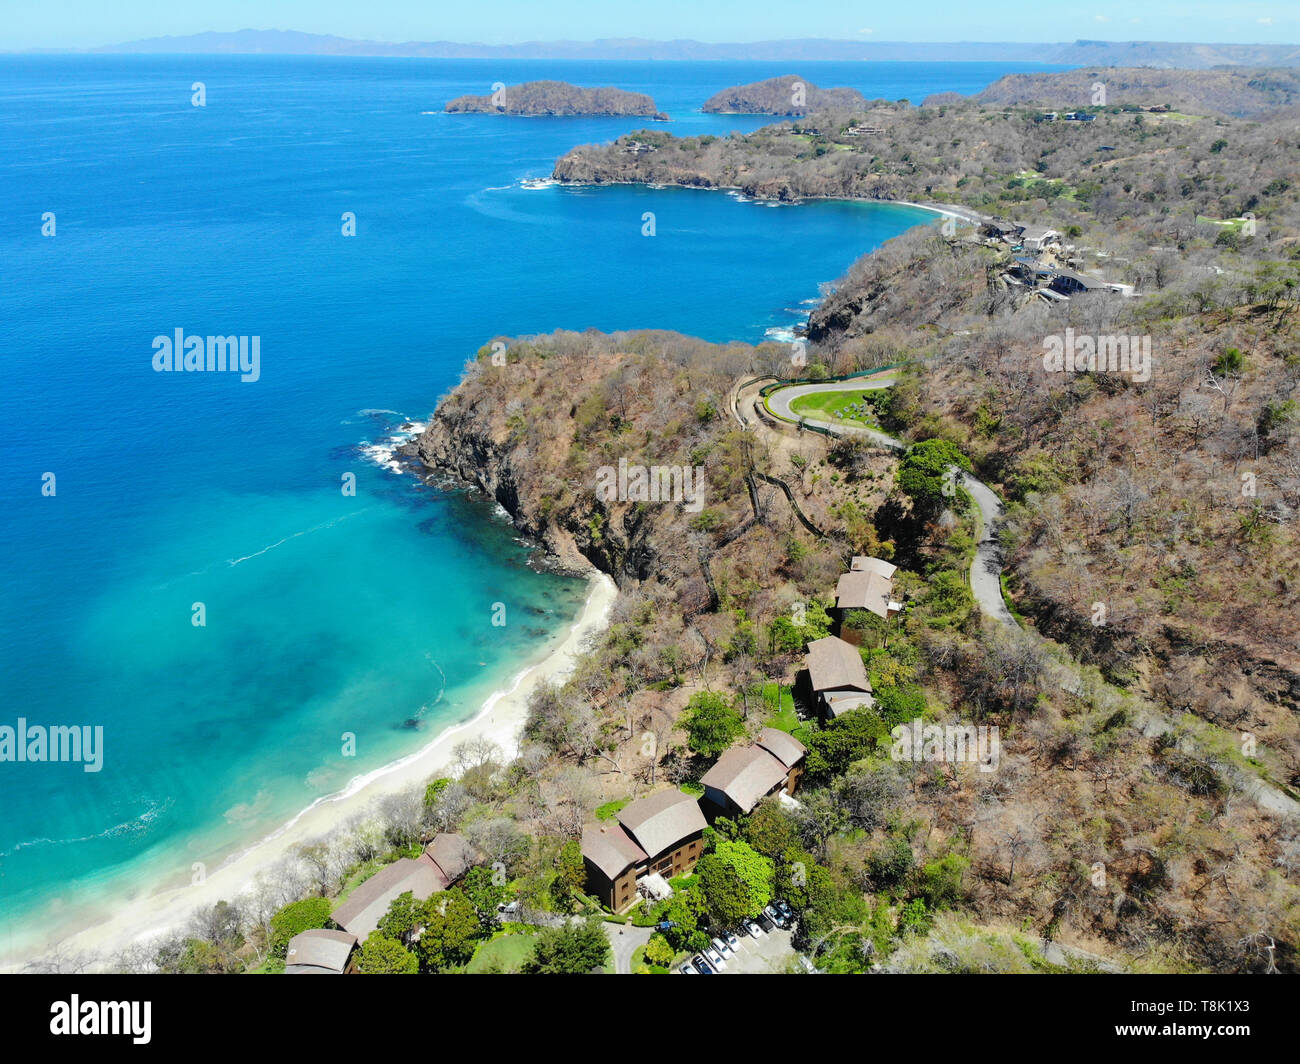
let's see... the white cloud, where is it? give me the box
[1094,14,1110,22]
[1258,16,1273,24]
[858,27,874,35]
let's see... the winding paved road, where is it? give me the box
[744,376,1297,815]
[753,377,1016,628]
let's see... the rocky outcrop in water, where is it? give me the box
[445,80,669,119]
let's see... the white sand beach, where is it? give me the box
[4,571,618,972]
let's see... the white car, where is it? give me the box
[712,936,733,959]
[744,918,765,938]
[724,931,741,952]
[679,963,697,975]
[703,945,727,970]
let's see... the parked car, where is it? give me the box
[774,899,794,921]
[757,912,776,933]
[744,918,765,938]
[763,904,788,929]
[712,936,733,959]
[724,930,741,952]
[703,945,727,970]
[691,954,715,974]
[679,963,697,975]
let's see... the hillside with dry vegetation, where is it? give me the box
[394,319,1300,974]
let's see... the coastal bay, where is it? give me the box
[0,54,991,966]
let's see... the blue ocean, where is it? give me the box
[0,55,1066,956]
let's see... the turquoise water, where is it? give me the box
[0,55,1065,953]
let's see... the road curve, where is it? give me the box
[764,378,902,453]
[758,377,1017,629]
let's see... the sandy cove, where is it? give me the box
[4,571,618,973]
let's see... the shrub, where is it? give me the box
[268,897,332,958]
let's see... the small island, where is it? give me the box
[701,75,867,114]
[444,80,669,119]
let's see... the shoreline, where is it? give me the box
[2,570,618,973]
[547,176,972,220]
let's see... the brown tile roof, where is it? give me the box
[425,832,480,884]
[617,789,708,859]
[700,746,790,814]
[825,690,875,718]
[835,569,895,618]
[284,928,357,974]
[330,854,449,939]
[581,823,648,880]
[755,727,806,769]
[806,636,871,694]
[850,556,897,579]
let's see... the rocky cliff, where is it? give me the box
[400,333,763,596]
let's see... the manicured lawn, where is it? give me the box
[466,930,539,974]
[762,682,798,731]
[788,387,889,429]
[595,798,629,821]
[762,682,814,742]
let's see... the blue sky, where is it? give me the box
[4,0,1296,50]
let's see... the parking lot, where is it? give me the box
[678,918,798,975]
[717,925,796,973]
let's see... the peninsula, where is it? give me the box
[701,75,867,114]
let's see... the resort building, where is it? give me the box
[981,219,1023,243]
[1018,225,1062,253]
[805,634,874,721]
[284,928,358,975]
[1049,270,1110,296]
[330,831,481,939]
[834,556,902,626]
[700,728,807,817]
[581,789,708,912]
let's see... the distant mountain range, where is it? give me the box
[75,31,1300,68]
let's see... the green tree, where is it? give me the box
[866,835,915,892]
[355,932,418,974]
[1212,347,1244,376]
[768,601,832,656]
[682,691,744,758]
[897,897,931,935]
[776,846,835,914]
[268,897,333,957]
[521,919,611,974]
[554,838,587,910]
[461,866,506,931]
[896,438,972,517]
[915,853,970,910]
[803,708,888,781]
[415,889,482,972]
[742,800,801,860]
[378,890,425,945]
[423,777,452,812]
[698,840,775,926]
[652,881,706,951]
[643,933,675,968]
